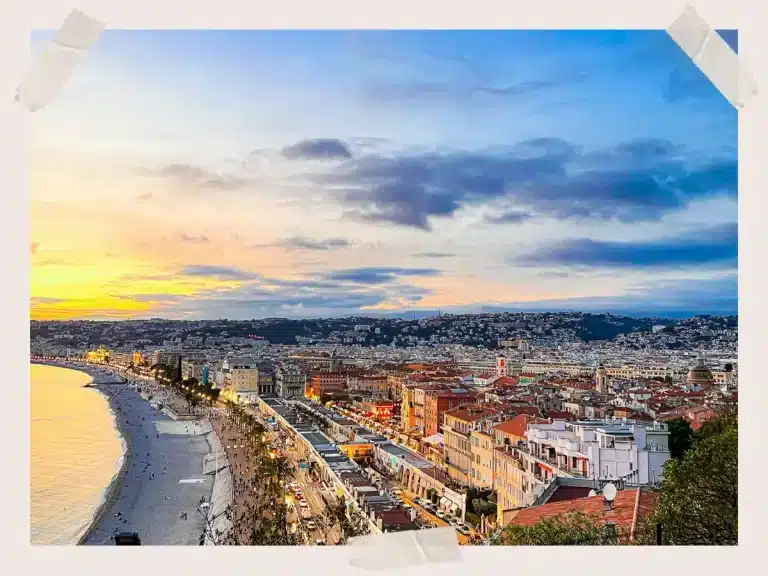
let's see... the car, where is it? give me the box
[448,517,459,526]
[457,526,471,536]
[299,500,308,507]
[306,520,316,530]
[315,539,326,546]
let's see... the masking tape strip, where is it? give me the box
[347,526,462,571]
[15,9,105,112]
[666,5,758,109]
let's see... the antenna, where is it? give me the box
[603,482,617,502]
[588,489,597,498]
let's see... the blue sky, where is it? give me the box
[30,30,738,320]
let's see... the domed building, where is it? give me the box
[687,356,714,387]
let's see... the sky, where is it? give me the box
[30,30,738,321]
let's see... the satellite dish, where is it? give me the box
[603,482,617,502]
[588,489,597,497]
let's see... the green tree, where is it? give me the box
[694,411,737,443]
[667,417,694,459]
[497,511,622,545]
[652,414,738,545]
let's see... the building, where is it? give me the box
[502,485,658,543]
[348,375,389,398]
[132,350,146,367]
[86,346,110,364]
[275,364,306,400]
[306,372,347,402]
[523,419,671,485]
[257,363,276,396]
[595,364,608,393]
[470,429,495,489]
[221,360,258,403]
[151,350,181,369]
[110,351,132,368]
[442,403,505,486]
[423,389,477,437]
[687,356,715,388]
[361,399,395,421]
[181,359,205,381]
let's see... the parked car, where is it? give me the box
[448,517,460,526]
[457,526,471,536]
[436,511,447,520]
[306,520,316,530]
[299,500,308,508]
[315,539,326,546]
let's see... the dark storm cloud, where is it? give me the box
[325,267,441,285]
[281,138,353,161]
[309,136,735,230]
[514,223,737,269]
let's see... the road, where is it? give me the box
[245,404,342,545]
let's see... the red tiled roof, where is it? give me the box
[493,414,546,437]
[509,488,658,538]
[545,410,577,421]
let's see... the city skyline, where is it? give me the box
[31,30,738,321]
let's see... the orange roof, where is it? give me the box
[509,488,658,537]
[493,414,546,437]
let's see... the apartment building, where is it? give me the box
[257,363,276,396]
[522,419,671,485]
[275,363,306,400]
[400,385,416,432]
[306,371,347,402]
[522,361,590,376]
[470,429,495,489]
[424,389,477,437]
[442,403,505,486]
[181,359,205,381]
[412,384,448,431]
[348,375,389,398]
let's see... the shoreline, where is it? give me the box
[76,382,134,545]
[32,360,131,545]
[33,360,213,545]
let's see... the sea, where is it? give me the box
[30,364,125,545]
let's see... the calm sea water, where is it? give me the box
[30,364,125,545]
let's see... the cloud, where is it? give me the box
[281,138,353,161]
[324,267,441,285]
[514,223,737,269]
[181,265,262,280]
[274,236,351,251]
[484,210,533,225]
[144,163,249,190]
[366,73,587,102]
[413,252,456,259]
[31,297,65,305]
[481,273,737,318]
[310,136,735,230]
[173,232,210,244]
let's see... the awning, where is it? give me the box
[422,433,444,445]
